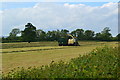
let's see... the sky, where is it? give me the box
[0,0,119,2]
[0,2,118,36]
[1,2,110,10]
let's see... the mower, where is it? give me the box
[58,34,80,46]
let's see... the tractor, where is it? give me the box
[58,34,80,46]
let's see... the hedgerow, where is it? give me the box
[2,46,119,79]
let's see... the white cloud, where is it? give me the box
[1,2,118,36]
[0,11,2,36]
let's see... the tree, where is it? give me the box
[61,29,69,34]
[84,30,94,40]
[71,30,77,37]
[60,29,69,38]
[116,33,120,41]
[9,28,20,37]
[46,30,59,41]
[95,27,112,41]
[71,29,84,40]
[7,28,21,42]
[101,27,112,41]
[22,23,36,43]
[55,30,61,40]
[0,37,2,43]
[95,33,101,40]
[36,29,46,41]
[101,27,111,34]
[45,29,69,41]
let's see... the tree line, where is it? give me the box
[1,23,120,43]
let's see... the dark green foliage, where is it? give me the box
[84,30,94,40]
[71,29,84,40]
[60,29,69,38]
[2,28,21,43]
[95,27,112,41]
[2,36,22,43]
[9,28,20,37]
[36,29,46,41]
[2,25,119,42]
[3,46,119,79]
[46,29,68,41]
[116,33,120,41]
[22,23,37,43]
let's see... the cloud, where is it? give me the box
[1,2,118,36]
[0,11,2,36]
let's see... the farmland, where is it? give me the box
[2,41,118,74]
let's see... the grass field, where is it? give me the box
[1,41,118,74]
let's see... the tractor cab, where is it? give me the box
[58,34,80,46]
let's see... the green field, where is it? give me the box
[2,41,118,74]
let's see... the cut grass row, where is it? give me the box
[1,41,113,49]
[2,46,67,53]
[2,41,116,53]
[1,41,58,49]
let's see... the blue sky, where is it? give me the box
[1,2,109,10]
[1,2,37,10]
[0,0,119,2]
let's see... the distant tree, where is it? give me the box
[22,23,36,43]
[61,29,69,34]
[95,33,101,40]
[60,29,69,38]
[46,30,58,41]
[46,31,52,41]
[101,27,112,41]
[84,30,94,40]
[101,27,111,34]
[9,28,20,38]
[95,27,112,41]
[71,30,77,37]
[36,29,46,41]
[45,29,69,41]
[112,37,118,41]
[116,33,120,41]
[55,30,61,40]
[7,28,21,42]
[0,37,2,43]
[71,29,84,40]
[51,30,61,41]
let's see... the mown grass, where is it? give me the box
[2,41,118,74]
[1,41,58,49]
[2,46,119,79]
[2,45,98,73]
[2,46,67,53]
[1,41,115,49]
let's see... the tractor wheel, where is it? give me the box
[59,44,62,46]
[74,42,80,46]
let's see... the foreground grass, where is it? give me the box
[2,46,119,79]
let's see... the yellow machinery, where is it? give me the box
[58,34,80,46]
[68,34,76,45]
